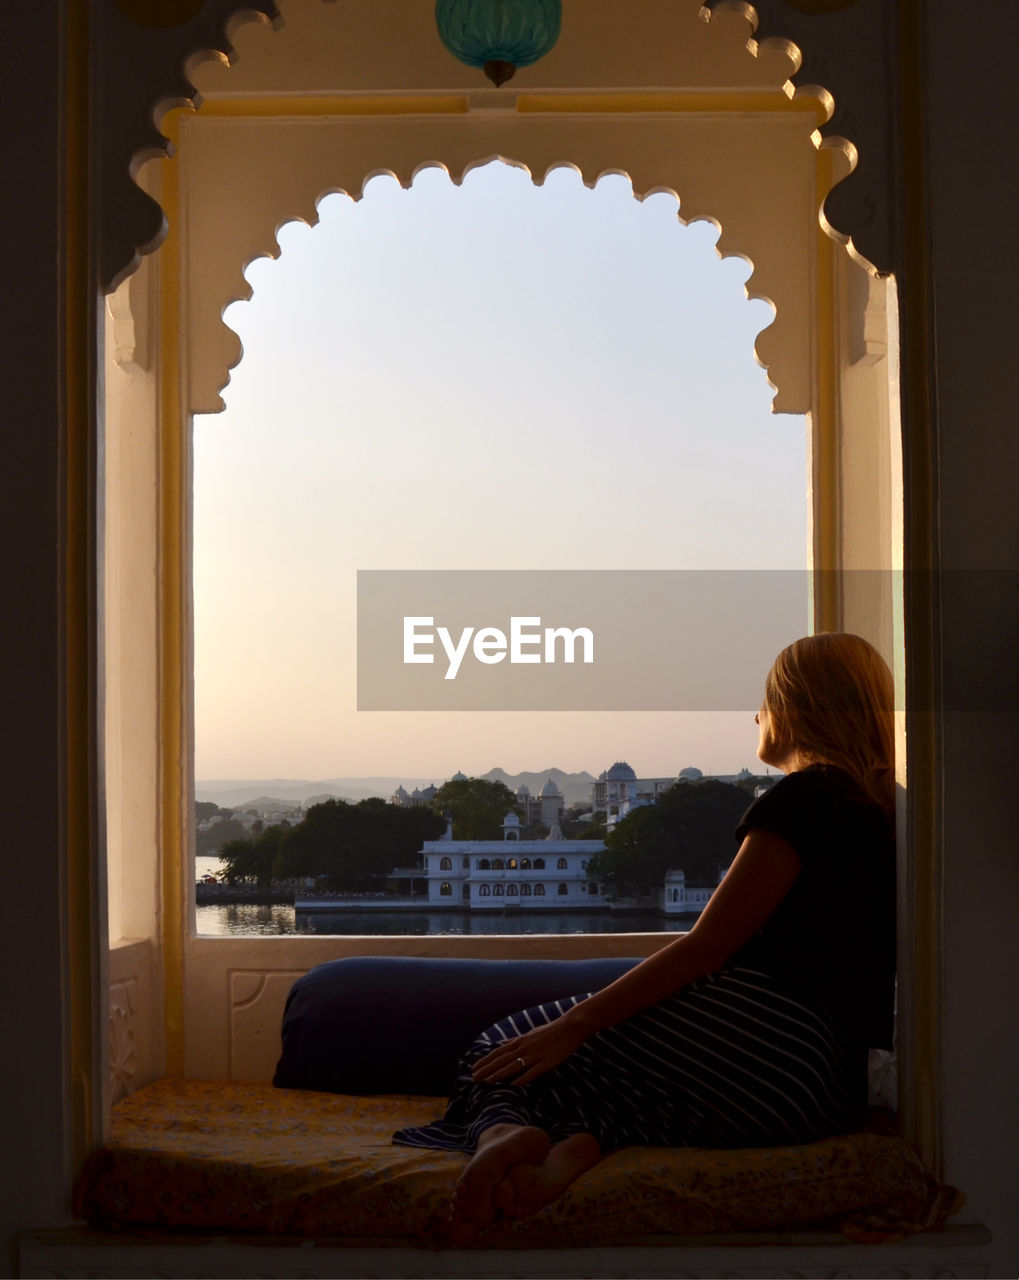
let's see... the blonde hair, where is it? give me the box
[762,633,895,817]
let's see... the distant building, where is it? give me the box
[660,869,714,916]
[592,761,680,829]
[516,778,565,827]
[594,762,776,831]
[416,816,607,910]
[413,811,714,916]
[390,782,438,807]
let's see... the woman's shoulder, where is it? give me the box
[734,765,887,852]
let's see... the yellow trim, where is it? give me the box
[65,0,100,1169]
[197,93,468,118]
[518,90,824,119]
[812,145,841,631]
[184,90,823,123]
[159,110,187,1076]
[896,0,941,1176]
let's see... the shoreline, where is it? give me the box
[195,884,701,921]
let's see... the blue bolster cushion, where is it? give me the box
[273,954,639,1097]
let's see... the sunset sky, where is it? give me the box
[192,160,808,783]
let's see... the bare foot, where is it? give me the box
[448,1124,551,1246]
[504,1132,602,1218]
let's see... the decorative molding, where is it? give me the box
[96,0,850,415]
[228,968,304,1081]
[94,0,281,292]
[175,111,822,414]
[702,0,898,275]
[108,977,139,1103]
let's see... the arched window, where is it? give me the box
[492,859,505,870]
[520,858,531,870]
[462,883,470,899]
[477,859,490,871]
[439,856,452,871]
[493,883,505,896]
[506,883,518,896]
[558,882,569,895]
[462,856,470,869]
[507,858,518,869]
[557,857,568,871]
[533,858,545,871]
[479,884,491,897]
[534,884,545,897]
[440,881,452,896]
[581,860,588,871]
[94,13,917,1128]
[520,883,531,896]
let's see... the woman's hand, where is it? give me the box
[472,1007,590,1088]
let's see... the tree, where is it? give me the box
[587,780,750,895]
[430,777,519,840]
[218,824,285,890]
[273,798,444,891]
[562,808,606,840]
[195,800,229,822]
[196,815,248,857]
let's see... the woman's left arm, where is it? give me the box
[473,829,801,1086]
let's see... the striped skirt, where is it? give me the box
[392,967,867,1153]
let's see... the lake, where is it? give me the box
[194,902,691,937]
[193,855,694,936]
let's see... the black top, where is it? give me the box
[728,765,896,1050]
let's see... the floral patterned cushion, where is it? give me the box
[74,1079,959,1246]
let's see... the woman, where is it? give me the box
[394,633,897,1245]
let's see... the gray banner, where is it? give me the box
[357,570,810,711]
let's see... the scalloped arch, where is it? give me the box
[98,0,899,288]
[97,0,281,292]
[211,156,787,412]
[164,105,827,414]
[98,0,896,415]
[701,0,898,276]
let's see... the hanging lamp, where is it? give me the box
[435,0,562,88]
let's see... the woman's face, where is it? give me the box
[755,698,784,770]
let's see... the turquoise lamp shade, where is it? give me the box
[435,0,562,87]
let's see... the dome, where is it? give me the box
[502,811,520,825]
[677,767,703,782]
[393,785,409,799]
[421,784,438,799]
[409,788,423,800]
[605,761,636,781]
[540,778,561,797]
[450,770,469,782]
[516,784,530,797]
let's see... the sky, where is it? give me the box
[192,160,807,783]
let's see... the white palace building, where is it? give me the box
[417,813,712,917]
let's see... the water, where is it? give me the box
[194,903,691,937]
[195,854,694,935]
